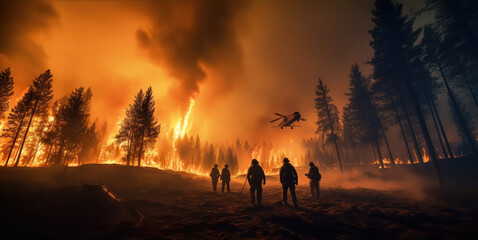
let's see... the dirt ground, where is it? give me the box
[1,164,477,239]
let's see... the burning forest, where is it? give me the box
[1,0,478,239]
[0,66,308,177]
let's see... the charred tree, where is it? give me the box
[393,106,414,164]
[369,0,443,184]
[426,0,478,110]
[401,101,424,163]
[430,98,454,158]
[44,87,93,165]
[421,25,478,155]
[14,70,53,166]
[344,64,386,168]
[0,68,14,119]
[449,92,476,155]
[116,87,160,167]
[427,99,448,160]
[315,78,343,172]
[2,88,34,166]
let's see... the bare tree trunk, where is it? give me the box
[131,138,137,167]
[371,143,377,165]
[401,101,424,163]
[394,106,414,164]
[374,140,384,169]
[11,141,22,167]
[4,110,28,167]
[430,98,454,158]
[126,137,131,166]
[25,142,41,167]
[436,59,477,155]
[380,125,395,166]
[57,139,65,165]
[405,77,444,185]
[14,100,39,167]
[322,93,343,172]
[45,144,53,166]
[427,98,448,160]
[332,138,342,171]
[138,134,145,167]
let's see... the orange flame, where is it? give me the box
[173,97,196,149]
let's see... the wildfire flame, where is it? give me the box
[160,97,199,173]
[173,97,196,149]
[3,92,453,177]
[251,146,262,161]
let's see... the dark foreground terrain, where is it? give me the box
[1,164,478,239]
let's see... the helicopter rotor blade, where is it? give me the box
[274,113,284,117]
[300,118,306,121]
[270,117,282,123]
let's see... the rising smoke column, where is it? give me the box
[135,0,250,111]
[0,1,59,76]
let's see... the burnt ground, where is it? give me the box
[0,164,478,239]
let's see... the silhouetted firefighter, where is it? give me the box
[280,158,298,207]
[247,159,265,206]
[305,162,321,199]
[210,164,220,192]
[220,164,231,193]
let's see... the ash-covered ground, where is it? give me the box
[1,163,478,239]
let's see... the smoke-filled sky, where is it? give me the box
[0,0,431,145]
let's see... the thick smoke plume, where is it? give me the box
[136,0,250,111]
[0,0,58,76]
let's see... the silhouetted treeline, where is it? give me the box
[1,0,476,178]
[0,69,102,167]
[314,79,343,172]
[311,0,477,183]
[115,87,160,167]
[0,70,299,174]
[2,70,53,166]
[422,0,478,155]
[42,87,100,165]
[0,68,14,119]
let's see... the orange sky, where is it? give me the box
[0,0,431,146]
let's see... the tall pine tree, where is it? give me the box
[427,0,478,107]
[2,88,34,166]
[14,70,53,166]
[44,87,93,165]
[0,68,14,119]
[116,87,160,167]
[370,0,444,184]
[344,64,387,168]
[315,78,343,172]
[421,24,477,155]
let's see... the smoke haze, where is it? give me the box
[0,0,437,160]
[0,0,59,93]
[136,0,250,112]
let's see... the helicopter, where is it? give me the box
[270,112,306,129]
